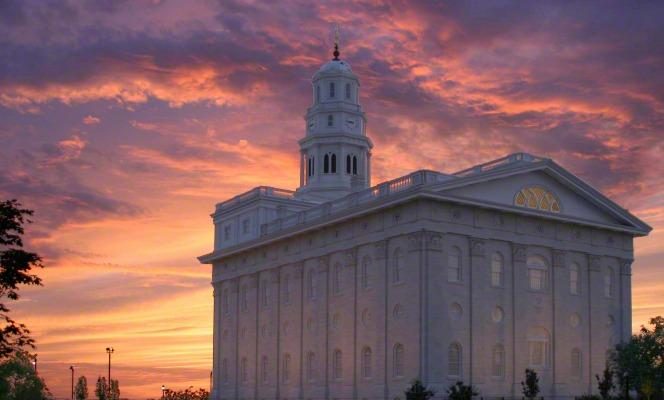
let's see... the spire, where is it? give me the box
[333,25,340,60]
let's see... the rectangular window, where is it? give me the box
[329,82,335,98]
[242,219,249,234]
[528,341,548,367]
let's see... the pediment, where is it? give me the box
[435,166,649,234]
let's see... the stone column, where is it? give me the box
[408,231,425,380]
[620,259,633,343]
[212,283,221,400]
[552,249,566,396]
[424,232,442,384]
[511,244,527,397]
[588,255,602,394]
[469,238,486,386]
[373,240,388,400]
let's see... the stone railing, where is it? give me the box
[453,152,544,178]
[259,169,451,237]
[215,186,296,212]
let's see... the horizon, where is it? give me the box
[1,1,663,399]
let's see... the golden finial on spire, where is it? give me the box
[333,24,340,60]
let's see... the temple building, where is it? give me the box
[198,42,651,400]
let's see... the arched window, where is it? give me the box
[361,347,372,378]
[448,247,462,282]
[329,82,335,98]
[327,114,333,127]
[491,252,504,287]
[331,153,337,173]
[307,157,311,177]
[240,357,248,383]
[261,355,269,384]
[361,256,371,289]
[527,255,548,291]
[605,267,614,298]
[571,348,582,379]
[221,358,228,383]
[282,354,291,383]
[324,154,330,173]
[306,352,316,381]
[393,343,404,377]
[570,262,580,295]
[333,263,342,294]
[316,85,320,103]
[307,269,316,299]
[333,349,343,380]
[514,186,561,213]
[527,327,550,368]
[240,285,248,312]
[346,155,351,174]
[392,248,403,284]
[492,344,505,378]
[345,83,351,99]
[352,156,357,175]
[283,274,291,304]
[448,343,462,377]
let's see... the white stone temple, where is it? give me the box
[198,42,651,400]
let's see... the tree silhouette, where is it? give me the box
[0,351,51,399]
[521,368,540,400]
[75,376,88,400]
[0,200,44,358]
[405,379,435,400]
[95,377,108,400]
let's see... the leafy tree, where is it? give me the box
[595,365,614,400]
[162,386,209,400]
[109,379,119,400]
[75,376,88,400]
[405,379,435,400]
[0,351,52,399]
[95,377,108,400]
[446,381,478,400]
[612,316,664,399]
[0,200,44,358]
[521,368,540,400]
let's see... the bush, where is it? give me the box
[446,381,478,400]
[405,379,435,400]
[521,368,540,400]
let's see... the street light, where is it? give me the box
[69,366,75,400]
[32,354,37,374]
[161,384,167,400]
[105,347,114,386]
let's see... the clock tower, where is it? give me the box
[295,38,373,202]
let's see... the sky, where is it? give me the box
[1,0,663,398]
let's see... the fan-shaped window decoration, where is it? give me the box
[514,186,560,213]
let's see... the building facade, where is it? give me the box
[199,47,651,400]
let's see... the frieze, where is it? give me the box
[552,250,566,268]
[374,240,387,260]
[470,238,485,257]
[512,244,527,263]
[620,259,633,276]
[589,255,602,272]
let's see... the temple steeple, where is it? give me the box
[294,36,373,202]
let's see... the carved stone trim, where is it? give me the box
[620,259,633,276]
[344,248,357,268]
[512,244,527,263]
[589,255,602,272]
[552,250,566,268]
[470,238,485,257]
[426,232,443,251]
[408,232,424,252]
[374,240,387,260]
[317,256,329,272]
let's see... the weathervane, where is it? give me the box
[333,24,340,60]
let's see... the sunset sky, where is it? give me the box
[1,1,663,399]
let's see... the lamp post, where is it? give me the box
[32,354,37,374]
[69,365,75,400]
[105,347,114,388]
[161,384,167,400]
